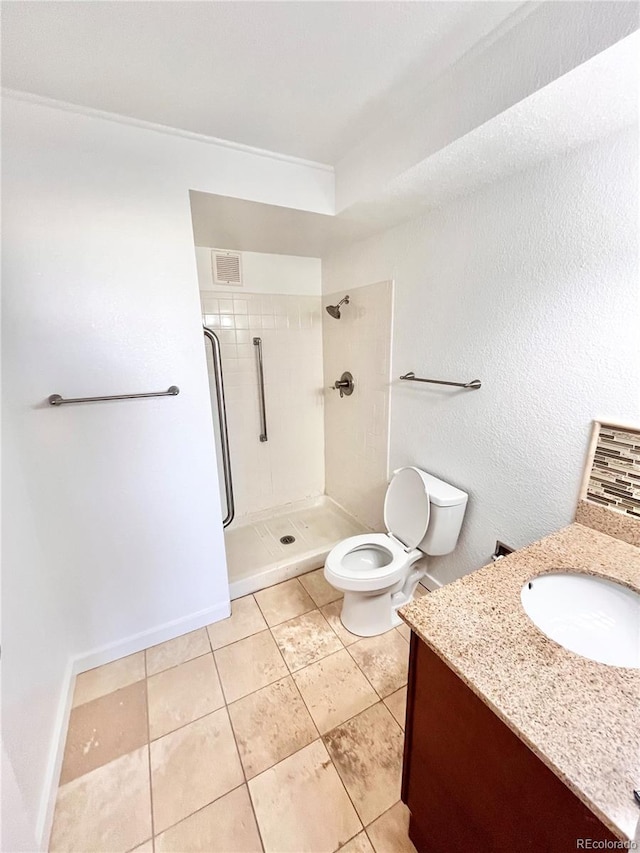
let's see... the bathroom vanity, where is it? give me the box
[399,523,640,852]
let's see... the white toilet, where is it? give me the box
[324,467,468,637]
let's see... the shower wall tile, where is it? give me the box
[201,291,324,521]
[323,282,393,530]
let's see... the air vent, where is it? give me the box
[212,249,242,286]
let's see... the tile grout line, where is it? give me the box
[289,646,378,733]
[343,643,385,702]
[211,649,267,853]
[147,649,212,680]
[288,670,323,743]
[143,650,157,853]
[150,781,249,846]
[254,605,402,845]
[150,656,265,848]
[322,698,405,841]
[253,577,317,628]
[268,606,346,676]
[343,632,410,705]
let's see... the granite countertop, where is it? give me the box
[399,522,640,842]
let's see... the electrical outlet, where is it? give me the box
[492,540,515,562]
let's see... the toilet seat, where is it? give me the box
[325,532,421,593]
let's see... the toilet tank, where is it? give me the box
[413,470,468,556]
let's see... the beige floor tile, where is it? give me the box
[383,687,407,730]
[155,785,262,852]
[72,652,145,708]
[214,630,288,703]
[323,703,403,826]
[366,802,417,853]
[254,577,316,626]
[150,708,243,833]
[396,623,411,642]
[249,739,361,852]
[60,680,148,785]
[299,568,343,607]
[293,649,378,734]
[271,610,343,672]
[414,584,428,598]
[321,600,361,646]
[228,676,317,779]
[207,595,267,650]
[347,630,409,698]
[340,833,375,853]
[148,653,224,739]
[50,746,151,852]
[129,842,153,853]
[146,628,211,676]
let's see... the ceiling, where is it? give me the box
[189,191,373,256]
[1,1,525,164]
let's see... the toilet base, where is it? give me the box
[339,566,426,637]
[340,589,397,637]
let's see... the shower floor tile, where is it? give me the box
[52,574,423,853]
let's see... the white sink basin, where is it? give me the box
[521,573,640,668]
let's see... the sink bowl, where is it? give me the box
[521,573,640,668]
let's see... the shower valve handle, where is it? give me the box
[331,372,354,398]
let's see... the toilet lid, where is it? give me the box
[383,467,430,549]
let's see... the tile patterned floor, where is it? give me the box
[50,570,424,853]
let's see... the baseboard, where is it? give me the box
[36,599,230,849]
[71,601,230,674]
[36,658,75,850]
[420,573,443,592]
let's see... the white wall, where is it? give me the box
[1,94,333,848]
[196,247,321,295]
[323,129,640,587]
[323,282,393,529]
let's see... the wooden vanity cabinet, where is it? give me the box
[401,633,619,853]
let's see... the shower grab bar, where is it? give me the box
[204,327,235,528]
[253,337,268,442]
[48,386,180,405]
[399,371,481,390]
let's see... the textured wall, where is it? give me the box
[323,281,393,529]
[323,129,640,586]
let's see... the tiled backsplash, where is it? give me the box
[201,290,324,522]
[584,423,640,519]
[576,420,640,548]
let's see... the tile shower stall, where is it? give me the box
[198,261,393,597]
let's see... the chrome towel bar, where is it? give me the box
[399,372,481,390]
[48,386,180,406]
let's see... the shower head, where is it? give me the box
[325,295,350,319]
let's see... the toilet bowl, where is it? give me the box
[324,467,468,637]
